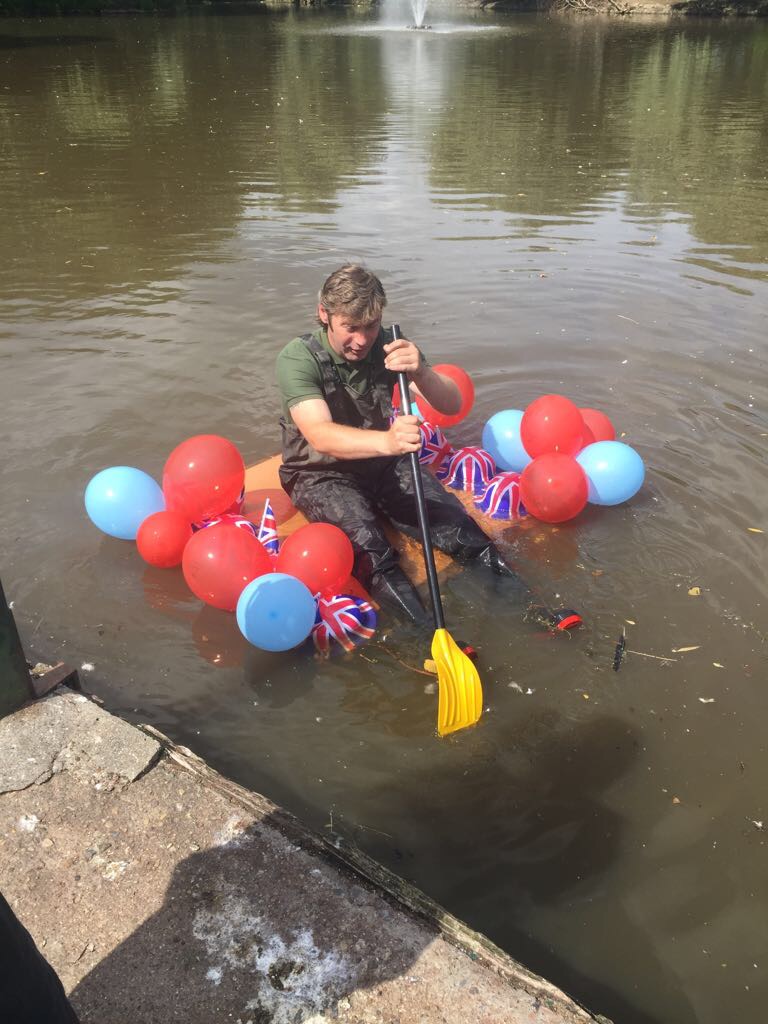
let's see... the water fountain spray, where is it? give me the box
[408,0,431,29]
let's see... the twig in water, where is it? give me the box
[626,649,678,663]
[371,642,434,677]
[353,822,393,839]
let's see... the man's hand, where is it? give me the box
[385,335,462,416]
[291,399,421,460]
[383,337,422,377]
[386,414,421,455]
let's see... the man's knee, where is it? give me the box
[283,473,396,589]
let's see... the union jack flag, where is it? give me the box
[194,512,259,537]
[475,471,527,520]
[312,594,377,655]
[257,498,279,555]
[437,446,496,495]
[418,421,454,470]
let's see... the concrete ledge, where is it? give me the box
[0,690,608,1024]
[0,689,161,792]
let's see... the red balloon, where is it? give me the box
[580,423,596,449]
[520,454,588,524]
[521,395,585,457]
[182,522,271,611]
[276,523,354,597]
[137,510,193,568]
[393,364,474,429]
[163,435,245,523]
[579,407,615,443]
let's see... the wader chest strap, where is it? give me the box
[299,333,341,402]
[298,330,394,423]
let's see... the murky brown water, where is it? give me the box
[2,9,768,1022]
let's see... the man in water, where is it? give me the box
[276,264,577,628]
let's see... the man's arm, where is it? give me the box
[290,398,422,460]
[383,337,462,415]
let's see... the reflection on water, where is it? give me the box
[1,12,767,1024]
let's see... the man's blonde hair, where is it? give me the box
[317,264,387,325]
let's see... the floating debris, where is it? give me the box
[688,587,702,597]
[613,629,626,672]
[626,650,677,663]
[673,646,701,653]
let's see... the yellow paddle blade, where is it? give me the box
[433,628,483,737]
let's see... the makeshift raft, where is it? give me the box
[243,454,525,598]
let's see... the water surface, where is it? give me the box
[2,11,767,1023]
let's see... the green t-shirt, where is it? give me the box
[275,328,428,419]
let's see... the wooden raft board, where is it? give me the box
[243,455,519,593]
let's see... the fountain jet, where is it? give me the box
[408,0,430,29]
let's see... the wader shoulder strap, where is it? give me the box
[298,332,340,401]
[298,329,393,422]
[372,326,395,419]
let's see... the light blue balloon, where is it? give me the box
[401,397,424,420]
[482,409,532,473]
[84,466,165,540]
[237,573,317,652]
[576,441,645,506]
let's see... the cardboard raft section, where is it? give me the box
[243,455,522,597]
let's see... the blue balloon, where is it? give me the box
[481,409,532,473]
[84,466,165,540]
[576,441,645,506]
[401,398,424,420]
[237,573,317,652]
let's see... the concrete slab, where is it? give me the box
[0,689,160,792]
[0,690,608,1024]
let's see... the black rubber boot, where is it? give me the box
[473,544,583,631]
[473,543,535,602]
[369,566,430,625]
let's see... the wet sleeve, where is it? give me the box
[275,339,325,411]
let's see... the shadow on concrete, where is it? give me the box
[67,815,438,1024]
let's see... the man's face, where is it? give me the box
[320,307,381,362]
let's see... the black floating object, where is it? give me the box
[613,631,626,672]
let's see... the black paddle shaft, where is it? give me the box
[391,324,446,631]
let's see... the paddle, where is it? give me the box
[391,324,483,736]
